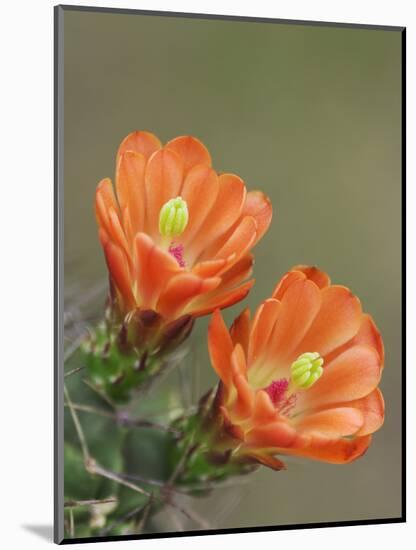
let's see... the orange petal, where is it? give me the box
[156,272,221,319]
[283,434,372,464]
[291,265,331,289]
[252,390,278,423]
[116,151,147,235]
[230,308,251,355]
[190,279,254,318]
[95,178,133,258]
[96,177,118,212]
[117,130,161,163]
[300,345,382,410]
[248,298,281,365]
[165,135,212,173]
[348,388,385,436]
[267,278,322,363]
[192,259,227,278]
[189,173,246,261]
[246,421,297,448]
[191,254,254,317]
[349,314,384,364]
[108,207,130,255]
[121,206,134,245]
[243,451,286,471]
[208,309,234,386]
[103,242,135,310]
[272,270,307,301]
[213,216,257,262]
[242,190,272,245]
[98,227,109,247]
[325,313,385,366]
[231,343,247,377]
[295,285,362,356]
[95,178,119,231]
[134,233,181,308]
[180,164,219,245]
[232,370,254,419]
[204,190,272,260]
[218,254,254,288]
[295,407,364,437]
[145,148,184,238]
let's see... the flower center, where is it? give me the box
[290,352,324,389]
[264,377,297,416]
[265,378,289,406]
[264,352,324,417]
[168,242,186,268]
[159,196,189,238]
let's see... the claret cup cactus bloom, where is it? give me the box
[65,122,388,536]
[95,130,272,356]
[207,266,384,469]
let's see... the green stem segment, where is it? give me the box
[169,389,257,488]
[82,307,194,402]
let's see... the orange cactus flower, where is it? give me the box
[95,131,272,347]
[208,266,384,470]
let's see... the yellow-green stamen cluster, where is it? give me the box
[159,196,189,238]
[291,352,324,390]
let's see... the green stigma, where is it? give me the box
[159,196,189,238]
[290,352,324,390]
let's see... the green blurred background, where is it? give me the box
[63,9,402,530]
